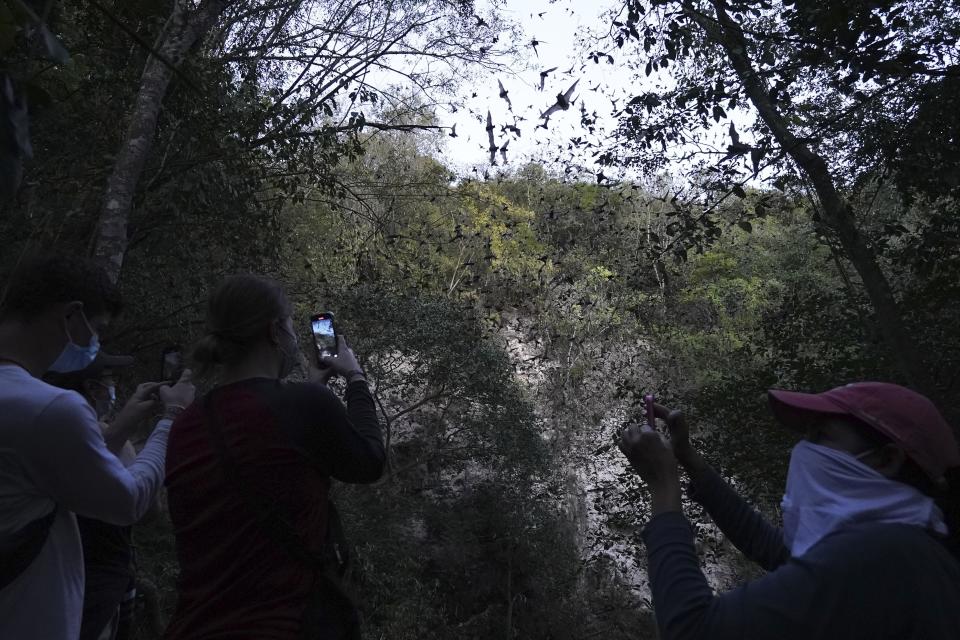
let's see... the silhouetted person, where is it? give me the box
[618,382,960,640]
[163,274,383,639]
[0,255,194,640]
[46,353,166,640]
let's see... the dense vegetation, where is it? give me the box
[2,1,958,638]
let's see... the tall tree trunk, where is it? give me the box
[686,1,939,402]
[93,0,227,283]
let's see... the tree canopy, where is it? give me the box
[2,1,958,638]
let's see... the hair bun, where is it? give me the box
[191,334,223,368]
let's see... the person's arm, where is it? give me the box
[642,512,881,640]
[617,403,851,640]
[27,393,171,526]
[297,334,385,482]
[663,407,789,570]
[640,512,785,640]
[102,381,165,456]
[116,437,164,522]
[298,380,385,482]
[681,452,789,570]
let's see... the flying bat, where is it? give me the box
[486,110,498,165]
[500,139,510,164]
[501,122,521,137]
[449,123,458,138]
[530,38,543,58]
[540,79,579,119]
[497,79,512,110]
[538,67,558,91]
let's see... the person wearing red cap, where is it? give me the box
[617,382,960,640]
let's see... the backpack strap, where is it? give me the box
[0,505,58,591]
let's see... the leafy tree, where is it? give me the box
[606,0,960,404]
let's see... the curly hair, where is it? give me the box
[0,255,122,320]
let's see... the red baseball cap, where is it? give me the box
[768,382,960,481]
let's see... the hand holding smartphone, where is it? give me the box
[310,312,338,366]
[308,312,366,386]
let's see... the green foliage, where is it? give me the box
[2,3,959,638]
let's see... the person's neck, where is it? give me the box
[218,348,281,386]
[0,321,57,378]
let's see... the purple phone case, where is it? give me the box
[644,394,656,428]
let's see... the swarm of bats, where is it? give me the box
[445,10,593,167]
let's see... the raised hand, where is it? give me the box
[112,381,164,431]
[618,406,683,516]
[159,369,195,410]
[316,335,364,381]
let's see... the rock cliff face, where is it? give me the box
[500,313,764,606]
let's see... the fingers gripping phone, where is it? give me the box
[161,346,184,382]
[310,312,338,366]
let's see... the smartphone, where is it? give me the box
[310,312,338,365]
[644,394,656,429]
[161,346,183,382]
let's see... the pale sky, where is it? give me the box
[358,0,756,186]
[435,0,636,178]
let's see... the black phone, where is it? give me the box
[310,312,338,365]
[161,346,183,382]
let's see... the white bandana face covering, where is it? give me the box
[781,441,947,557]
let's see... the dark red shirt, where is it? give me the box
[163,379,383,639]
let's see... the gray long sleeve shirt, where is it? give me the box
[642,465,960,640]
[0,364,170,640]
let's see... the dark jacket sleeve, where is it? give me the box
[290,380,385,483]
[641,513,897,640]
[687,466,789,570]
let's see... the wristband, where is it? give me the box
[162,405,186,420]
[345,370,366,382]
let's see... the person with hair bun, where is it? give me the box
[163,274,383,640]
[617,382,960,640]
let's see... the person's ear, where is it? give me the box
[873,444,907,478]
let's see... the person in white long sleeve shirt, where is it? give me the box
[0,255,195,640]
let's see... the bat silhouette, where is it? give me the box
[486,110,498,165]
[540,79,579,119]
[530,38,542,57]
[538,67,558,91]
[501,123,521,137]
[497,79,513,110]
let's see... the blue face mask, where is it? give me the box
[48,311,100,373]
